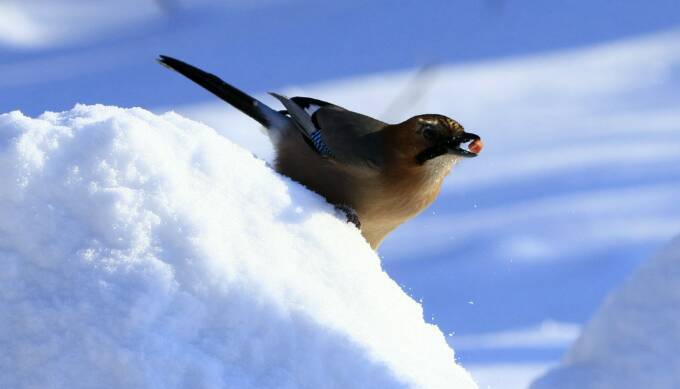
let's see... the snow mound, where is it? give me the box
[531,235,680,389]
[0,105,476,389]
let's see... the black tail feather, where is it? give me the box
[158,55,288,132]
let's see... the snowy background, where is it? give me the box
[2,1,680,388]
[532,236,680,389]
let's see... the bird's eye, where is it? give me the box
[422,125,436,140]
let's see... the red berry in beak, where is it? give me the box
[469,138,483,154]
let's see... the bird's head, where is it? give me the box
[388,114,483,165]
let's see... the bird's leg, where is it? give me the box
[335,204,361,229]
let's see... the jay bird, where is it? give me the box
[158,55,483,249]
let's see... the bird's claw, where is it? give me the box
[335,204,361,229]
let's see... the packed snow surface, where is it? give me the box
[0,105,476,389]
[531,235,680,389]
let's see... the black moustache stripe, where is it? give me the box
[415,145,448,164]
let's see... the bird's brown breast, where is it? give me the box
[358,158,453,248]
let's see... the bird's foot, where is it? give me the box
[335,204,361,229]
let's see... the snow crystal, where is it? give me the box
[0,105,476,389]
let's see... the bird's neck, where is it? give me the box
[377,156,455,218]
[387,154,455,188]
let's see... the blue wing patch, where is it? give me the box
[310,130,333,157]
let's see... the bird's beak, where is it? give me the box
[446,132,483,158]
